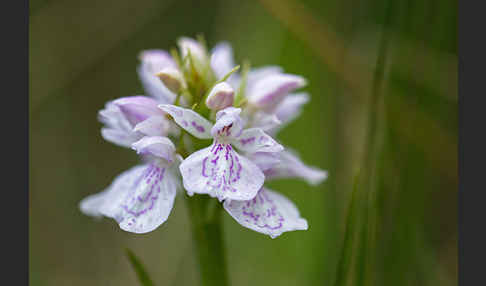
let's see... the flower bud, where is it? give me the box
[205,82,235,110]
[156,67,185,93]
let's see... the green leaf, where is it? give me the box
[333,173,361,286]
[125,248,155,286]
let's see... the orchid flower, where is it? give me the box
[80,136,181,233]
[159,104,282,201]
[99,95,174,148]
[81,36,327,241]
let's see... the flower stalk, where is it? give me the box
[186,195,229,286]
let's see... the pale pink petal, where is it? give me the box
[133,115,171,137]
[113,96,165,126]
[264,150,328,185]
[138,50,177,103]
[249,112,282,131]
[178,37,207,65]
[224,188,308,238]
[246,152,281,171]
[131,136,175,163]
[247,74,307,112]
[98,102,143,147]
[269,92,309,134]
[232,128,283,154]
[159,104,213,139]
[179,141,264,201]
[246,66,283,89]
[210,42,236,80]
[80,163,178,234]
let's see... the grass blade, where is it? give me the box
[125,248,155,286]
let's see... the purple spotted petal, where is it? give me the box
[264,150,328,185]
[269,92,309,135]
[248,112,282,131]
[275,92,309,123]
[211,107,244,139]
[245,66,283,90]
[80,163,178,234]
[223,187,308,239]
[99,102,143,148]
[210,42,238,82]
[246,152,281,171]
[232,128,283,154]
[81,166,146,217]
[247,74,307,112]
[179,141,264,201]
[159,104,213,139]
[133,115,171,137]
[138,50,177,103]
[113,96,165,126]
[131,136,175,163]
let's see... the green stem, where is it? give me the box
[186,195,229,286]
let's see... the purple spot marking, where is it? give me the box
[201,142,243,198]
[240,137,255,145]
[259,136,269,144]
[121,166,166,218]
[239,191,284,230]
[192,121,205,132]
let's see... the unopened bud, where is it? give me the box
[206,82,235,110]
[156,67,185,93]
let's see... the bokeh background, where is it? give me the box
[29,0,457,285]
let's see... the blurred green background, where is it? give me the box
[29,0,457,285]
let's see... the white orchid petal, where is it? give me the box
[80,164,178,234]
[179,142,264,201]
[138,50,177,103]
[159,104,213,139]
[98,102,142,147]
[249,112,282,131]
[79,191,107,218]
[232,128,283,154]
[210,42,236,80]
[131,136,175,162]
[268,92,310,135]
[246,66,283,89]
[178,37,207,65]
[113,96,165,126]
[265,150,328,185]
[80,165,147,219]
[246,152,281,171]
[275,92,309,123]
[133,115,171,137]
[247,74,307,112]
[224,188,308,239]
[116,166,178,234]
